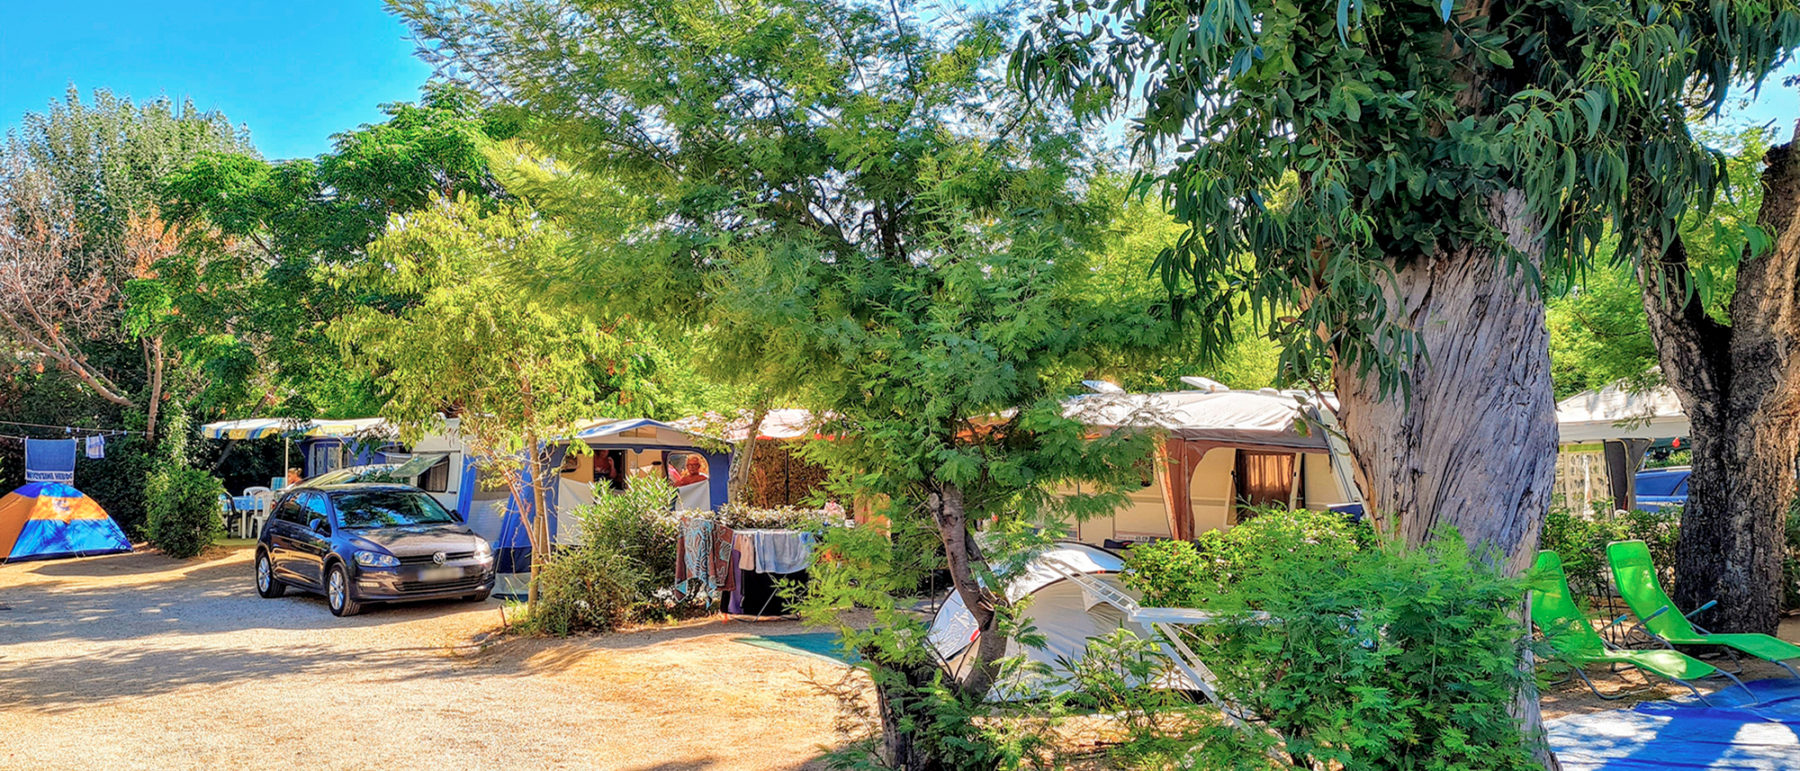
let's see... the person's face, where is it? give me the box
[685,457,702,474]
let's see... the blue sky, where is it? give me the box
[1,1,1794,161]
[1,0,431,161]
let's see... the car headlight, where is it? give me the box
[473,540,493,562]
[355,550,399,568]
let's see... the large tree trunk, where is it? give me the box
[1332,190,1560,768]
[1333,190,1559,574]
[1641,130,1800,635]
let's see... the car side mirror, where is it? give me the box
[309,518,331,537]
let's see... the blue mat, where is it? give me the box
[1548,679,1800,769]
[736,632,858,665]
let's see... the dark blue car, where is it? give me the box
[254,481,496,616]
[1634,467,1690,512]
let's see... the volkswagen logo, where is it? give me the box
[431,551,447,565]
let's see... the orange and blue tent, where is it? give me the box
[0,482,132,562]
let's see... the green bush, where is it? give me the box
[521,543,642,635]
[580,477,682,591]
[1122,509,1535,771]
[1123,506,1372,609]
[1539,506,1679,601]
[523,476,691,634]
[144,465,226,559]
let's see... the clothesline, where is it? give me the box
[0,419,137,437]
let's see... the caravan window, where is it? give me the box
[416,457,450,493]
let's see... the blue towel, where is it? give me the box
[751,529,813,574]
[24,439,77,483]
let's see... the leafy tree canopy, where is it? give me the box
[1016,0,1800,395]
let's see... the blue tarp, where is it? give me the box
[1548,679,1800,770]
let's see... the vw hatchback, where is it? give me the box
[253,482,495,616]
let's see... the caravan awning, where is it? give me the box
[200,417,394,441]
[1555,382,1689,444]
[200,418,306,440]
[565,417,722,447]
[1065,389,1335,450]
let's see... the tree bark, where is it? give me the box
[1331,190,1561,768]
[524,430,547,610]
[928,482,1010,697]
[1641,129,1800,635]
[870,652,951,771]
[1333,190,1560,575]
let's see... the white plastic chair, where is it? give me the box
[242,487,274,538]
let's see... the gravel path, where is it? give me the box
[0,547,860,770]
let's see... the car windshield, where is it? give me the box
[333,491,458,528]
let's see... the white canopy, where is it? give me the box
[1555,381,1689,444]
[1064,388,1337,450]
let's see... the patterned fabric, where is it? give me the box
[712,522,737,593]
[673,518,737,601]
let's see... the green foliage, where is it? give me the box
[523,476,704,634]
[334,194,616,450]
[1016,0,1800,394]
[1546,126,1773,398]
[150,86,510,418]
[144,464,226,559]
[1538,506,1679,600]
[574,476,683,596]
[1122,507,1373,608]
[518,542,641,635]
[5,86,252,271]
[1123,510,1535,770]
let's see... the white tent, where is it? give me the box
[928,542,1187,699]
[1555,381,1689,444]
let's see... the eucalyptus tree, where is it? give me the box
[390,1,1168,764]
[1014,1,1800,589]
[1642,117,1800,634]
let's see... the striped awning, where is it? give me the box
[200,417,393,441]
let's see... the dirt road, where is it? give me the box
[0,547,857,770]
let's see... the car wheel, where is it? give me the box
[326,562,361,617]
[255,551,286,598]
[463,588,491,603]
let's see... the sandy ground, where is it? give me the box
[0,546,863,770]
[1539,615,1800,719]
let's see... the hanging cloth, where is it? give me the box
[24,439,77,483]
[85,434,106,460]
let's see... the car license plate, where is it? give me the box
[418,567,461,583]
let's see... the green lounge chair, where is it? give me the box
[1529,550,1747,703]
[1606,539,1800,679]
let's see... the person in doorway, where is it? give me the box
[670,455,708,487]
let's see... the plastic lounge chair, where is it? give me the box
[1606,540,1800,679]
[1528,550,1748,703]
